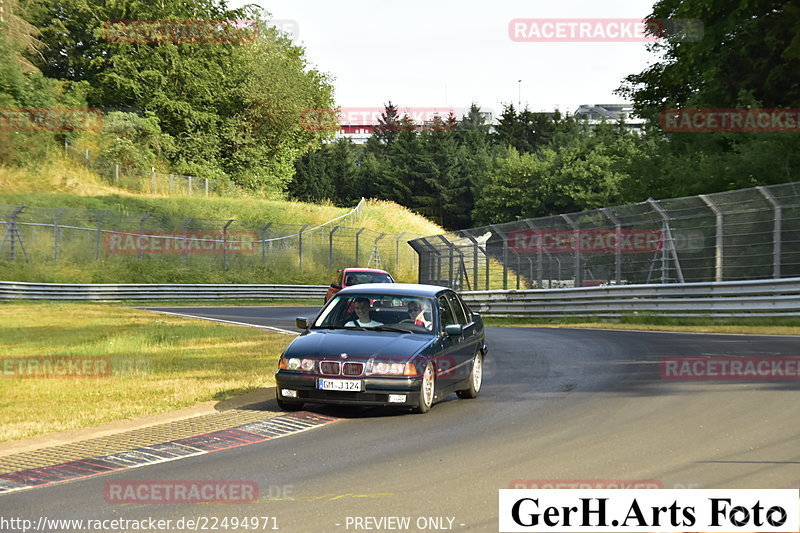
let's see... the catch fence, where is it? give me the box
[0,199,421,280]
[409,182,800,290]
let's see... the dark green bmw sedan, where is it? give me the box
[275,283,487,414]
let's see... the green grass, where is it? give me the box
[0,158,443,286]
[483,315,800,335]
[0,302,295,442]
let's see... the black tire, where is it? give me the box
[456,352,483,399]
[415,361,435,414]
[276,391,304,411]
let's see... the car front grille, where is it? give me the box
[342,362,364,376]
[319,361,341,375]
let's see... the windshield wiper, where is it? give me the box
[368,325,411,333]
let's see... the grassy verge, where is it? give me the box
[483,315,800,335]
[0,302,294,442]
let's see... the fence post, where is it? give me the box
[600,208,622,284]
[757,186,782,279]
[298,224,309,270]
[394,232,406,272]
[489,225,509,289]
[223,219,234,270]
[150,167,155,194]
[139,213,152,260]
[329,226,340,267]
[53,207,65,263]
[700,194,723,282]
[169,174,174,193]
[560,214,581,287]
[114,164,119,185]
[461,229,482,290]
[95,209,109,260]
[188,176,193,197]
[85,149,89,162]
[261,222,272,265]
[205,178,209,197]
[355,227,366,265]
[182,218,193,265]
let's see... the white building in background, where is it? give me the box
[573,104,646,133]
[331,109,495,145]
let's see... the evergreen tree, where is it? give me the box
[288,148,333,201]
[325,138,360,204]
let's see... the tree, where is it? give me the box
[326,138,360,204]
[23,0,334,193]
[289,148,333,202]
[372,101,401,150]
[618,0,800,118]
[385,116,434,207]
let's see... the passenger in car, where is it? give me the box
[407,300,432,330]
[344,297,384,327]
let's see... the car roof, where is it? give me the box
[342,268,391,274]
[337,283,449,298]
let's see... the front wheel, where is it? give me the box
[415,362,435,414]
[456,352,483,399]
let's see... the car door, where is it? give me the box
[444,291,477,383]
[434,294,462,389]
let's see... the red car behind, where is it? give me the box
[324,268,394,303]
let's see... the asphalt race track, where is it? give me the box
[2,306,799,532]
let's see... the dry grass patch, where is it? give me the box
[0,302,292,442]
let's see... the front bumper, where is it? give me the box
[276,371,423,407]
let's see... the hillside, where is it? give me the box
[0,159,443,285]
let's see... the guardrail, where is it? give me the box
[0,281,328,301]
[459,278,800,318]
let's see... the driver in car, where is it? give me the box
[406,299,432,330]
[344,297,383,327]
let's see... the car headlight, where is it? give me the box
[279,358,315,371]
[370,362,417,376]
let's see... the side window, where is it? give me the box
[454,293,473,323]
[446,292,468,325]
[438,295,456,330]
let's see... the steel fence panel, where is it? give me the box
[0,198,418,283]
[410,181,800,288]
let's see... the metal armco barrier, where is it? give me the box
[0,281,327,301]
[459,278,800,318]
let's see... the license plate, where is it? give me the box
[317,378,362,392]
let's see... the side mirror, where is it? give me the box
[330,282,341,290]
[444,324,463,336]
[296,317,309,330]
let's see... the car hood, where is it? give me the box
[284,329,434,361]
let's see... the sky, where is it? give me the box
[230,0,665,118]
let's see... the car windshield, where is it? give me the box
[343,272,393,285]
[314,293,435,334]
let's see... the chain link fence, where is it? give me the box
[64,142,227,196]
[0,199,422,281]
[409,182,800,290]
